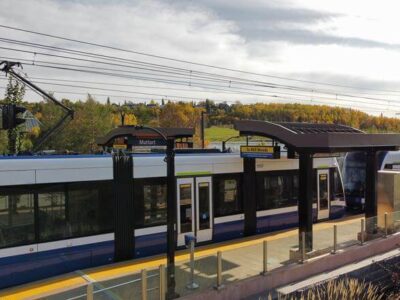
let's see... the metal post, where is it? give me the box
[166,138,178,299]
[365,150,378,236]
[300,231,306,263]
[332,225,337,254]
[159,264,165,300]
[186,240,199,289]
[360,218,365,245]
[261,240,268,275]
[142,269,147,300]
[86,283,93,300]
[201,111,205,149]
[214,251,224,290]
[298,153,313,252]
[385,212,388,238]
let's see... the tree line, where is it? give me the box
[2,79,400,154]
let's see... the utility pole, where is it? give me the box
[166,138,178,299]
[201,111,206,149]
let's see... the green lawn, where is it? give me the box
[205,126,241,142]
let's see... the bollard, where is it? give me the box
[360,218,365,245]
[300,231,306,263]
[214,251,224,290]
[186,239,199,289]
[385,212,388,238]
[332,225,337,254]
[159,264,165,300]
[141,269,147,300]
[260,240,268,275]
[86,282,93,300]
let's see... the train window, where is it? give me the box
[313,171,317,204]
[198,182,210,230]
[179,183,192,233]
[292,174,299,202]
[257,174,294,210]
[38,182,114,242]
[143,183,167,226]
[67,181,114,237]
[331,168,344,200]
[0,192,35,248]
[38,185,68,242]
[214,176,242,217]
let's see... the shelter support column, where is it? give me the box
[113,154,135,262]
[365,149,378,234]
[243,157,257,236]
[298,152,313,252]
[166,138,178,299]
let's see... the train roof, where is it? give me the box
[0,151,236,160]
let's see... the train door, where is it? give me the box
[195,177,213,243]
[177,177,213,246]
[317,169,330,220]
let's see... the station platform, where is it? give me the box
[0,214,363,300]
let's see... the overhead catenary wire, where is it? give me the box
[1,24,399,94]
[0,80,394,114]
[4,36,397,99]
[0,66,394,113]
[0,52,397,111]
[0,60,397,114]
[1,40,400,102]
[0,62,371,103]
[0,74,397,111]
[0,28,398,115]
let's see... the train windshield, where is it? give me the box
[343,152,366,196]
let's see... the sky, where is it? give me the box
[1,0,400,116]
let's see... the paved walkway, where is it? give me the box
[0,215,363,300]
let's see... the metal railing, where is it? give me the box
[66,266,165,300]
[43,211,400,299]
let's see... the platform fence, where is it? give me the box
[45,211,400,300]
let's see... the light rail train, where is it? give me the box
[343,151,400,210]
[0,152,345,288]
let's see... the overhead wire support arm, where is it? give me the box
[0,60,75,152]
[0,61,73,112]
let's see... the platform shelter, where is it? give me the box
[234,120,400,250]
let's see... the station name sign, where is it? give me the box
[128,136,167,146]
[240,145,280,159]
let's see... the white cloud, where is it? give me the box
[0,0,400,116]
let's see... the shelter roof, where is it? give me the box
[234,120,400,153]
[96,126,194,146]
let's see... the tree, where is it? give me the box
[65,95,114,153]
[111,103,138,126]
[158,102,204,146]
[3,76,25,154]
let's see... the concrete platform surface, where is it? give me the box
[0,214,364,300]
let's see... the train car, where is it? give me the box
[342,151,398,211]
[0,152,345,289]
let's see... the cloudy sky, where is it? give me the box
[1,0,400,115]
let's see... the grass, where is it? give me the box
[204,126,240,142]
[274,278,386,300]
